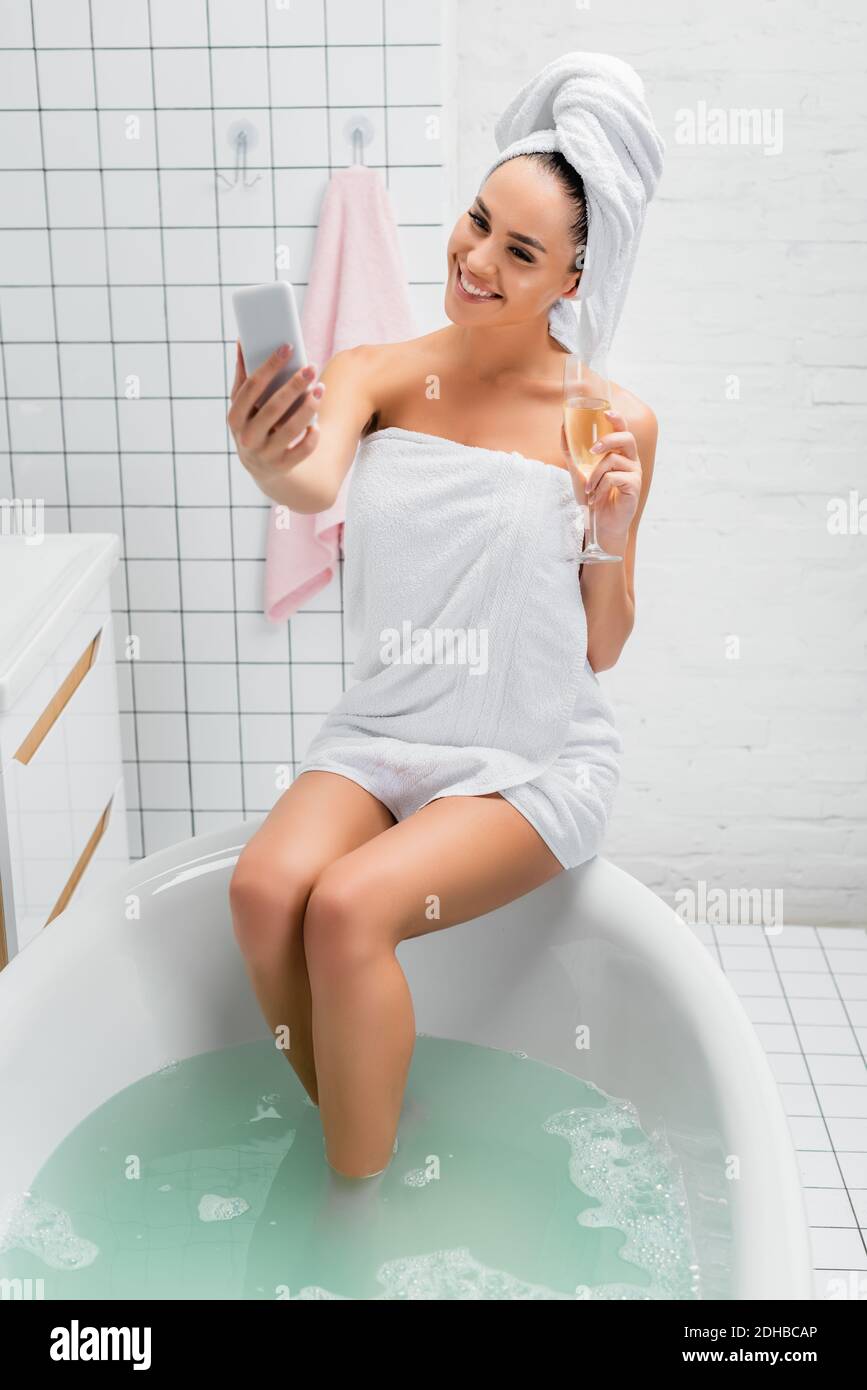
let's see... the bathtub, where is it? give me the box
[0,820,813,1301]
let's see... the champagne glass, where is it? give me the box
[563,352,623,564]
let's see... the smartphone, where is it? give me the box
[232,280,317,430]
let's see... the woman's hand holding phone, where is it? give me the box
[228,341,325,480]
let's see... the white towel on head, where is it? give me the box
[482,51,665,361]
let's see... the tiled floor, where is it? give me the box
[689,919,867,1300]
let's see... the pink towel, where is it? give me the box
[264,165,416,622]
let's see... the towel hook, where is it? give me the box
[218,119,263,189]
[343,114,374,165]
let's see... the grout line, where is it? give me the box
[6,44,444,52]
[80,0,146,855]
[320,11,345,714]
[202,0,248,828]
[144,0,196,846]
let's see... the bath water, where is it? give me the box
[0,1036,701,1300]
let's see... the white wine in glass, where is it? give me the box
[563,353,623,564]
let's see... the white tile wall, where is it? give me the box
[0,0,448,857]
[451,0,867,924]
[2,0,862,935]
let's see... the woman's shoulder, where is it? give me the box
[610,380,658,440]
[608,380,655,428]
[328,331,444,381]
[608,380,659,488]
[360,329,449,371]
[351,331,450,436]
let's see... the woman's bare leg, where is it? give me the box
[228,771,395,1106]
[303,792,564,1178]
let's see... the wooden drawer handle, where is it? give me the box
[44,792,114,927]
[14,628,103,765]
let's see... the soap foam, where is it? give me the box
[197,1194,250,1222]
[543,1094,701,1300]
[0,1192,98,1271]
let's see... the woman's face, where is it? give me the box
[445,157,581,329]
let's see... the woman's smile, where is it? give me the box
[453,259,503,302]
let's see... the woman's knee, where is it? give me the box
[229,847,312,954]
[303,867,387,971]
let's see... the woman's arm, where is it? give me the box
[289,345,380,511]
[578,403,658,672]
[228,343,378,515]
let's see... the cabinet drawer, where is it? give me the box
[13,775,128,952]
[56,772,129,914]
[2,605,124,936]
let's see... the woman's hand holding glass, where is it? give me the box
[561,352,639,562]
[560,409,642,548]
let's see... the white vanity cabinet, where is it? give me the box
[0,534,130,965]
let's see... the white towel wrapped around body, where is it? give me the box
[481,50,665,360]
[296,427,623,870]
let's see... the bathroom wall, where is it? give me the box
[0,0,448,859]
[452,0,866,923]
[2,0,863,924]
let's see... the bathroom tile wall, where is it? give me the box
[0,0,448,858]
[455,0,867,924]
[693,916,867,1297]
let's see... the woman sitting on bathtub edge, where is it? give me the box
[226,151,658,1180]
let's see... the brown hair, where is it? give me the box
[523,150,588,279]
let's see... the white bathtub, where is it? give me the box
[0,820,813,1300]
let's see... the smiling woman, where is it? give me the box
[469,150,587,274]
[227,50,665,1182]
[445,154,586,326]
